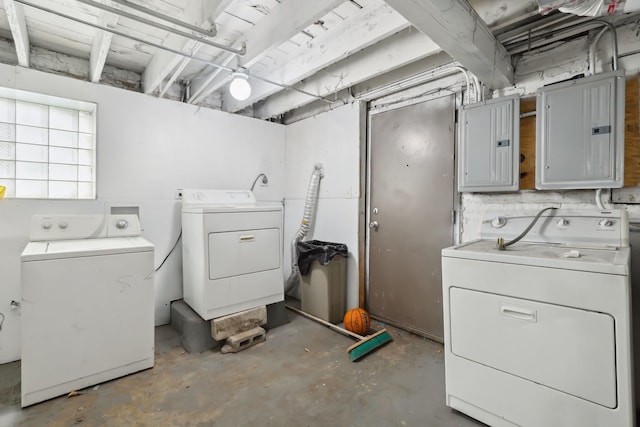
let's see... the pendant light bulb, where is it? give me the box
[229,73,251,101]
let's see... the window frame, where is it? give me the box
[0,87,97,200]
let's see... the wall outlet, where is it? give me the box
[175,189,183,199]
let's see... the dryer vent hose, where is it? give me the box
[285,164,324,294]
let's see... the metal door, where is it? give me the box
[367,95,455,341]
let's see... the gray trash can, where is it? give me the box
[297,240,348,324]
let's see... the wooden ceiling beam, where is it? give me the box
[222,0,410,113]
[188,0,345,105]
[255,27,441,119]
[89,12,118,83]
[384,0,513,89]
[3,0,30,67]
[142,0,232,95]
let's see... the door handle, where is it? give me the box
[499,303,537,322]
[369,221,379,230]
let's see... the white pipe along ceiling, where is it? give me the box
[0,0,639,119]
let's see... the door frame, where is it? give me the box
[359,91,463,339]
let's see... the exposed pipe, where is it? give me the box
[500,16,595,48]
[588,20,619,74]
[471,73,482,102]
[449,65,472,104]
[108,0,216,37]
[353,62,474,105]
[520,111,537,118]
[73,0,245,56]
[14,0,237,69]
[15,0,332,103]
[284,164,324,295]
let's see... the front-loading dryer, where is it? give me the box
[441,209,634,427]
[181,189,284,320]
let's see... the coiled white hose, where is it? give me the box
[284,164,324,294]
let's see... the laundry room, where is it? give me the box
[2,0,640,426]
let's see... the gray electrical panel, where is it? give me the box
[536,71,625,189]
[458,95,520,192]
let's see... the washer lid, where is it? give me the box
[442,240,630,275]
[21,237,154,261]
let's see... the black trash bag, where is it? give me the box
[297,240,348,276]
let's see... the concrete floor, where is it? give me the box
[0,312,485,426]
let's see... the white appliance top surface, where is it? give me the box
[443,208,631,275]
[22,236,154,261]
[182,189,282,213]
[443,239,630,275]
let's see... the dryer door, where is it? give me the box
[209,228,280,279]
[449,287,616,408]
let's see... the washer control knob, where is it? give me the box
[42,222,51,230]
[599,219,614,228]
[491,217,506,228]
[557,218,569,227]
[58,222,68,229]
[116,219,128,229]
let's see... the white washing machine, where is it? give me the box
[21,214,154,407]
[182,189,283,320]
[441,209,634,427]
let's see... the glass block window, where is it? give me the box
[0,90,96,199]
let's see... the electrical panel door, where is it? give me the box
[458,95,520,192]
[536,71,625,189]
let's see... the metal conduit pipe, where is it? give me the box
[73,0,242,56]
[108,0,216,37]
[471,74,482,102]
[354,63,474,105]
[506,18,599,54]
[500,16,595,48]
[588,20,619,73]
[449,66,472,104]
[496,13,584,45]
[14,0,332,103]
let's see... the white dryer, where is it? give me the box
[182,189,284,320]
[21,214,155,407]
[441,209,634,427]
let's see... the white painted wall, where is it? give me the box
[284,102,362,310]
[0,63,285,363]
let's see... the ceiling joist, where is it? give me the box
[256,27,441,119]
[189,0,346,105]
[89,12,118,83]
[142,0,232,95]
[3,0,30,67]
[383,0,514,89]
[223,0,410,112]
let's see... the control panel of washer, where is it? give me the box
[29,214,141,241]
[482,209,629,247]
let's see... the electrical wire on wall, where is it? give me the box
[155,231,182,272]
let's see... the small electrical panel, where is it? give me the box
[458,95,520,192]
[536,71,625,189]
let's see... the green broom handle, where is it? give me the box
[285,305,364,340]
